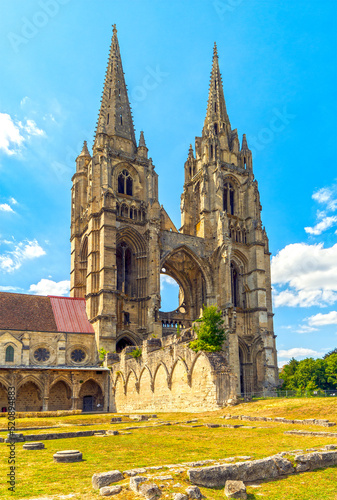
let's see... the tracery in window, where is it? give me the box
[118,170,133,196]
[223,182,235,215]
[34,348,50,363]
[117,242,133,295]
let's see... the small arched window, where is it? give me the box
[214,123,218,135]
[117,242,133,296]
[118,170,133,196]
[231,263,239,308]
[223,182,235,215]
[5,345,14,363]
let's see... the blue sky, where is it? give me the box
[0,0,336,367]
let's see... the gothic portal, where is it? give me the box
[70,26,278,395]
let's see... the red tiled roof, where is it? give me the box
[49,296,94,334]
[0,292,94,334]
[0,293,57,332]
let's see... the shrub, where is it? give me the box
[130,348,142,359]
[189,304,226,352]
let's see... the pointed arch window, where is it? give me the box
[223,182,235,215]
[231,263,239,307]
[214,123,218,135]
[5,345,14,362]
[118,170,133,196]
[117,242,133,296]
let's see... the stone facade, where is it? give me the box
[110,335,237,413]
[70,26,278,399]
[0,26,278,413]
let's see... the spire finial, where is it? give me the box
[79,140,91,157]
[188,144,194,158]
[213,42,218,58]
[241,133,249,151]
[95,25,136,147]
[139,131,147,148]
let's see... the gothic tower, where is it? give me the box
[180,43,278,394]
[70,26,162,352]
[70,28,278,395]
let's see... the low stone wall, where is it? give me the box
[0,410,82,419]
[5,429,107,442]
[188,450,337,487]
[225,414,336,427]
[111,337,237,413]
[285,430,337,438]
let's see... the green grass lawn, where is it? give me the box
[1,398,336,499]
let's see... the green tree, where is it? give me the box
[279,357,299,390]
[324,348,337,359]
[189,305,226,353]
[325,353,337,389]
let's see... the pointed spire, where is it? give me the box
[95,25,136,146]
[204,43,230,132]
[241,134,249,151]
[188,144,194,158]
[79,140,91,157]
[139,131,147,148]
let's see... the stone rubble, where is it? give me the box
[224,480,247,499]
[92,470,124,489]
[99,485,122,496]
[224,414,336,427]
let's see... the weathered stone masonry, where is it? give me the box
[110,336,237,413]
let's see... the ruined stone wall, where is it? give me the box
[110,336,237,413]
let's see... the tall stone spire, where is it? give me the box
[203,42,230,133]
[95,25,136,146]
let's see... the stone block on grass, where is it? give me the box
[130,476,147,492]
[138,483,162,499]
[224,480,247,499]
[185,485,203,499]
[92,470,124,489]
[99,485,122,496]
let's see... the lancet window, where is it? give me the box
[223,182,235,215]
[231,262,239,308]
[116,242,133,295]
[118,170,133,196]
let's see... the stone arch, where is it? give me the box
[251,336,265,393]
[79,379,104,412]
[160,245,213,323]
[114,372,126,410]
[139,366,153,406]
[170,358,190,406]
[153,362,171,406]
[113,161,141,184]
[190,352,214,395]
[125,369,138,399]
[116,227,147,301]
[116,334,137,353]
[238,339,251,396]
[0,380,8,412]
[16,379,42,412]
[49,380,72,411]
[78,235,88,297]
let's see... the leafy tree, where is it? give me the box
[324,348,337,359]
[279,357,299,390]
[189,305,226,353]
[325,354,337,388]
[98,347,109,361]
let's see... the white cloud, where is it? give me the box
[160,274,178,286]
[9,197,18,205]
[272,243,337,307]
[0,239,46,273]
[295,324,318,334]
[0,112,46,156]
[0,203,14,212]
[0,285,21,292]
[305,216,337,235]
[29,279,70,296]
[312,188,333,204]
[0,113,25,155]
[278,347,325,359]
[20,119,45,137]
[308,311,337,326]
